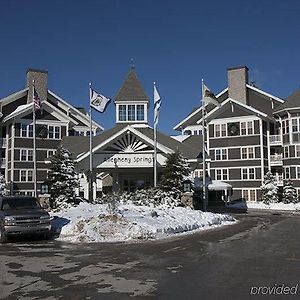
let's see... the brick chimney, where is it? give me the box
[227,66,248,105]
[26,69,48,104]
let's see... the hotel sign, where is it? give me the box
[94,153,166,168]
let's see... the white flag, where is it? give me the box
[154,83,161,126]
[90,88,111,113]
[203,84,221,107]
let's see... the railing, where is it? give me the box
[270,153,283,162]
[270,154,283,166]
[269,135,282,145]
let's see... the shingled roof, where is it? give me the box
[61,124,203,160]
[274,87,300,113]
[115,68,149,103]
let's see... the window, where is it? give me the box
[222,169,228,180]
[249,168,255,179]
[48,126,54,139]
[128,105,136,121]
[54,127,60,139]
[284,146,289,158]
[215,149,221,160]
[215,149,227,160]
[20,170,27,181]
[118,104,146,122]
[48,126,60,139]
[28,125,33,137]
[242,190,256,202]
[222,149,227,160]
[296,145,300,157]
[119,105,127,121]
[21,149,27,161]
[27,170,33,182]
[194,169,203,178]
[21,124,27,137]
[241,122,247,135]
[221,124,227,137]
[248,121,253,135]
[297,167,300,179]
[227,122,240,136]
[292,119,298,132]
[215,169,222,180]
[215,124,221,137]
[20,149,34,161]
[248,147,254,159]
[47,150,55,158]
[27,150,33,161]
[282,119,289,135]
[284,167,290,179]
[137,105,145,121]
[241,148,247,159]
[41,184,49,194]
[242,168,255,180]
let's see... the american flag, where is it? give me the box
[33,87,41,111]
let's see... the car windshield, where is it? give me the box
[1,197,41,210]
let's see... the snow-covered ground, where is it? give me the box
[50,202,236,243]
[247,201,300,211]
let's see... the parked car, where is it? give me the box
[0,196,52,243]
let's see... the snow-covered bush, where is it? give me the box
[0,173,9,196]
[47,146,79,208]
[260,172,278,204]
[106,194,120,215]
[98,188,183,209]
[282,180,298,204]
[160,150,190,194]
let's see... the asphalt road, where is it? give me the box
[1,210,300,300]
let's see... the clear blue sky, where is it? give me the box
[1,0,300,134]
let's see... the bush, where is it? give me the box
[97,188,183,209]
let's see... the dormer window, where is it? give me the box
[117,104,146,123]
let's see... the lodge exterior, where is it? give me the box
[1,66,300,202]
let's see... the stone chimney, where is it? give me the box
[26,69,48,104]
[227,66,248,105]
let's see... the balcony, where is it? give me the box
[270,154,283,166]
[269,135,282,146]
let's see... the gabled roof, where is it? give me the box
[0,88,29,106]
[173,88,228,131]
[274,87,300,113]
[2,100,79,124]
[199,97,268,123]
[48,90,103,130]
[246,84,284,104]
[61,124,202,162]
[115,68,149,103]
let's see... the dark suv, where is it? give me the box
[0,196,51,243]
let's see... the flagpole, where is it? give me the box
[201,79,207,212]
[89,83,93,202]
[154,82,157,188]
[32,80,38,198]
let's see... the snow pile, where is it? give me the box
[247,201,300,211]
[51,202,236,243]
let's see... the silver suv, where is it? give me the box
[0,196,51,243]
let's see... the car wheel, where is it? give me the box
[0,228,7,243]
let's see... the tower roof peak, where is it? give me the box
[115,68,149,103]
